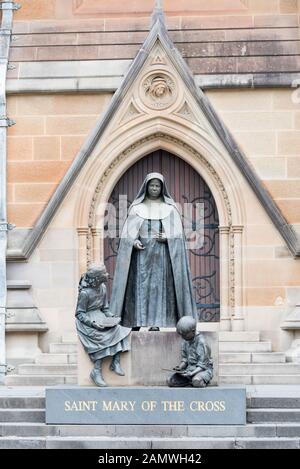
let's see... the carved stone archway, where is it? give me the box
[75,129,246,332]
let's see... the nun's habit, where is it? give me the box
[110,173,198,328]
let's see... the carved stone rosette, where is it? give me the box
[140,72,177,110]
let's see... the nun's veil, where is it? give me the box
[130,173,176,209]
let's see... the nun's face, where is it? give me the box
[147,178,162,199]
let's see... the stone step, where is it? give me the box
[276,424,300,437]
[251,353,286,363]
[220,352,252,363]
[0,436,298,449]
[0,438,46,449]
[219,332,260,342]
[35,354,77,365]
[61,333,77,344]
[219,341,272,353]
[248,409,300,423]
[220,364,300,375]
[1,421,300,438]
[49,343,77,354]
[18,364,77,376]
[0,423,53,437]
[0,409,45,423]
[220,375,252,385]
[0,398,44,409]
[5,375,77,386]
[0,423,279,438]
[249,397,300,409]
[220,375,300,385]
[220,353,286,364]
[232,438,300,449]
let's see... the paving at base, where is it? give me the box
[0,385,300,449]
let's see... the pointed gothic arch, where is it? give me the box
[74,121,246,331]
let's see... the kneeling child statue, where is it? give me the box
[168,316,213,388]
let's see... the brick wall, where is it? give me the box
[207,89,300,225]
[12,0,300,21]
[7,93,112,227]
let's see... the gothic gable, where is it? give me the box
[9,6,300,260]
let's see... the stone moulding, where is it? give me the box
[88,132,233,231]
[6,73,300,95]
[6,10,300,261]
[85,131,238,320]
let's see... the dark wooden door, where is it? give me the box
[103,150,220,322]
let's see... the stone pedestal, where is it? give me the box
[46,386,245,426]
[78,331,219,387]
[6,281,48,367]
[281,304,300,363]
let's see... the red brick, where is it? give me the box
[276,200,300,223]
[171,29,226,43]
[78,31,145,45]
[17,94,110,116]
[7,137,33,161]
[264,181,300,199]
[8,161,70,183]
[46,116,98,136]
[61,136,85,161]
[287,158,300,177]
[14,0,56,21]
[280,0,298,14]
[36,45,99,61]
[8,203,45,227]
[17,33,78,47]
[7,184,14,203]
[9,47,37,62]
[178,41,300,58]
[104,17,151,31]
[8,117,44,137]
[33,137,60,160]
[254,14,299,27]
[187,57,237,74]
[14,183,56,203]
[182,15,253,30]
[225,27,300,41]
[12,22,29,34]
[28,19,105,34]
[74,0,249,16]
[237,56,300,74]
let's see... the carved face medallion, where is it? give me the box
[141,73,177,110]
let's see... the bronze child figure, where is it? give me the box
[168,316,213,388]
[75,264,131,387]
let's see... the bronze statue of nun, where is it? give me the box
[110,172,198,328]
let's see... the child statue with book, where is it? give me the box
[75,264,131,387]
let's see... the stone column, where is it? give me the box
[0,1,21,384]
[281,303,300,363]
[231,225,245,332]
[91,227,104,264]
[219,226,231,331]
[77,227,89,275]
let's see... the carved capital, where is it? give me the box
[77,227,89,236]
[219,226,230,235]
[231,225,244,234]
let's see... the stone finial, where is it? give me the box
[151,0,165,26]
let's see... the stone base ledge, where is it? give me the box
[78,331,218,387]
